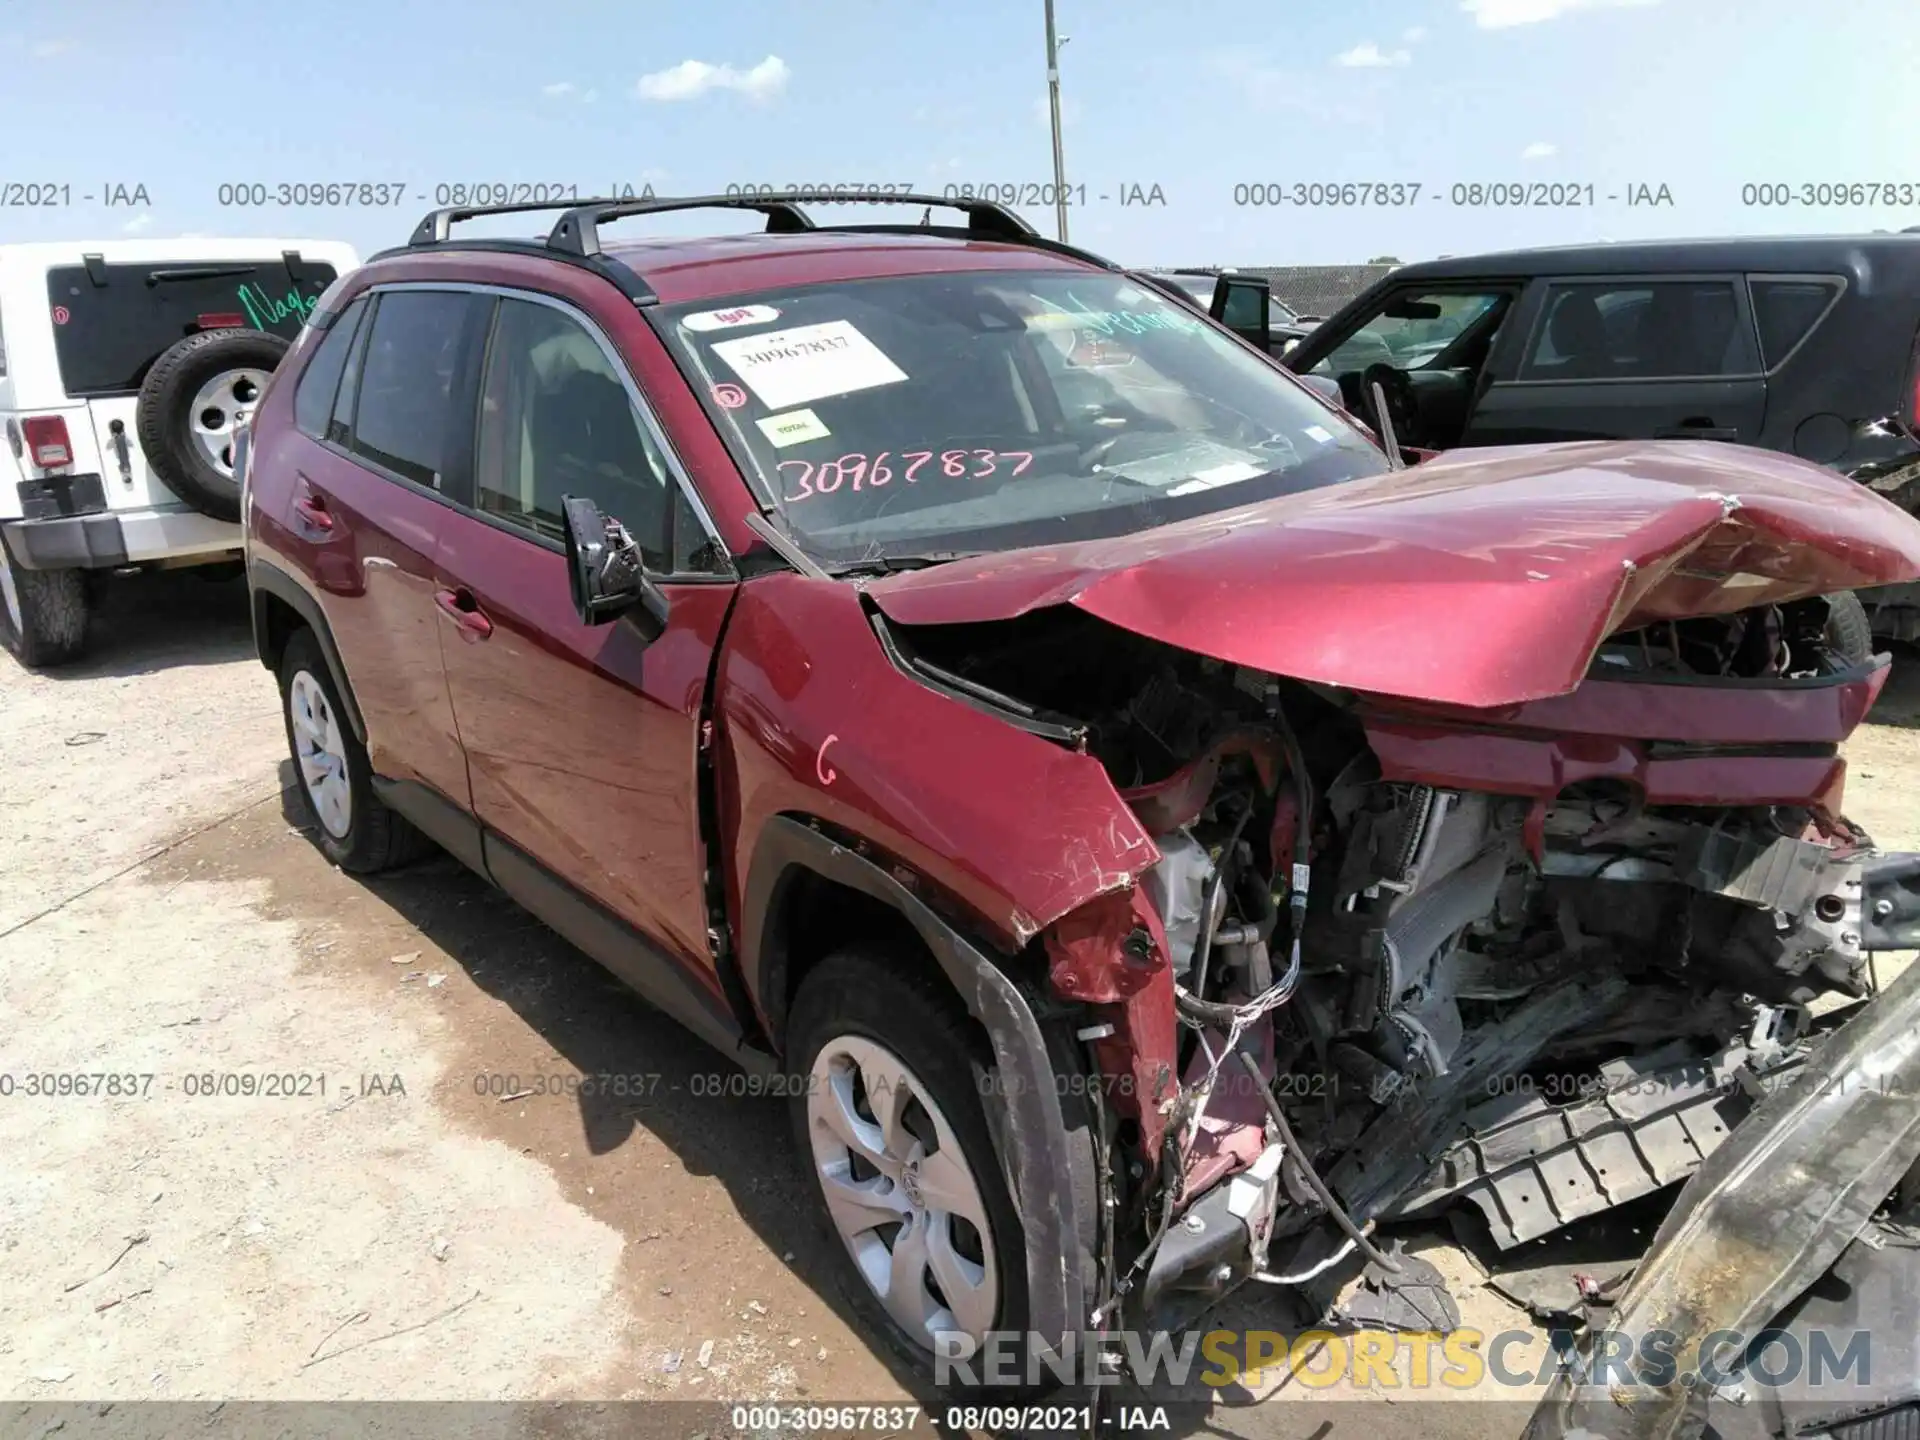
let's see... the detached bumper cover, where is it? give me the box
[1524,929,1920,1440]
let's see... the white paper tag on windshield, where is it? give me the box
[1168,460,1264,496]
[755,408,831,448]
[1304,424,1335,444]
[683,304,781,332]
[712,320,908,410]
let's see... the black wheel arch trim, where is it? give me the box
[248,554,367,746]
[740,813,1088,1348]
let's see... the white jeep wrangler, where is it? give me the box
[0,239,359,667]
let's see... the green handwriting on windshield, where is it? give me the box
[1041,289,1209,338]
[236,281,319,330]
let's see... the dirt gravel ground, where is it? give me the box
[2,570,1917,1439]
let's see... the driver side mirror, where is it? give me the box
[562,494,671,642]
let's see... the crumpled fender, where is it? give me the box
[718,574,1159,961]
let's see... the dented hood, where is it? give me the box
[865,440,1920,709]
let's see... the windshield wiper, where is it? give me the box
[829,552,973,577]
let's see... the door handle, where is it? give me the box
[1657,418,1739,441]
[292,492,334,533]
[434,587,493,639]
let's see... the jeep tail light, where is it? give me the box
[21,416,73,469]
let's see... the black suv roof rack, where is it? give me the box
[383,192,1120,305]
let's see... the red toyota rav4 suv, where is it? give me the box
[245,195,1920,1419]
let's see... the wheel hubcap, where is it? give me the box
[288,670,351,839]
[189,367,271,478]
[807,1035,998,1353]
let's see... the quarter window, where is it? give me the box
[1521,280,1757,380]
[1749,278,1842,368]
[346,291,473,489]
[292,297,367,440]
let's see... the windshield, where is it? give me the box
[654,270,1385,568]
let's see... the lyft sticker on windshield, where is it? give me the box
[683,304,781,332]
[712,320,909,410]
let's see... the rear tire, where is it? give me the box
[277,628,430,872]
[0,538,90,668]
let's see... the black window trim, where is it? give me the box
[1744,271,1850,377]
[1505,271,1764,387]
[338,279,736,583]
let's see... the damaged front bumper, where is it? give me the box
[1524,917,1920,1440]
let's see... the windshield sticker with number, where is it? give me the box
[711,320,909,409]
[776,448,1034,503]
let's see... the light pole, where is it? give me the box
[1044,0,1069,243]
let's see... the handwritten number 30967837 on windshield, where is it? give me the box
[777,450,1034,503]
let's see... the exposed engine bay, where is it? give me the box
[888,592,1904,1330]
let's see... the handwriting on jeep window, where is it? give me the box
[777,450,1035,502]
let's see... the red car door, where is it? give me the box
[432,291,740,1033]
[285,287,487,818]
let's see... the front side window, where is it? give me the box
[1520,280,1758,380]
[475,298,705,573]
[653,270,1382,569]
[1311,290,1505,377]
[347,290,473,489]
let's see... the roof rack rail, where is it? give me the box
[541,191,1041,256]
[394,192,1121,299]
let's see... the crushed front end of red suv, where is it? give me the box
[245,196,1920,1420]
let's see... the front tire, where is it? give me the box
[277,628,428,872]
[0,538,89,668]
[1825,590,1874,666]
[787,951,1035,1383]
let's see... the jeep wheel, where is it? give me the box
[277,629,429,872]
[788,952,1045,1382]
[0,538,89,668]
[136,329,290,523]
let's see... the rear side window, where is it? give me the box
[292,297,368,439]
[1521,280,1758,380]
[1748,278,1842,368]
[345,291,473,490]
[44,256,338,398]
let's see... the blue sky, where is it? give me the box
[4,0,1918,266]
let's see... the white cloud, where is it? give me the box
[1521,141,1557,159]
[543,81,575,96]
[1463,0,1661,28]
[121,213,153,235]
[1402,25,1430,41]
[635,55,788,103]
[30,38,72,57]
[1335,41,1411,67]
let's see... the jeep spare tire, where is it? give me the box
[136,328,290,522]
